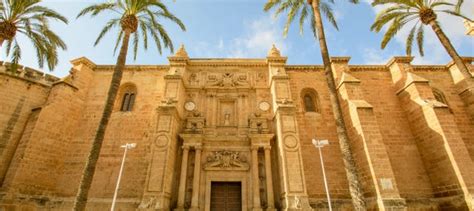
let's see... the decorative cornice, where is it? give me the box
[70,57,96,69]
[266,57,288,63]
[411,65,447,71]
[168,57,189,63]
[285,65,324,71]
[94,65,169,71]
[349,65,387,71]
[188,58,267,67]
[330,57,351,63]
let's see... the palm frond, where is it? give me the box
[10,40,21,71]
[264,0,282,12]
[94,19,119,46]
[454,0,463,13]
[438,10,472,21]
[283,0,302,37]
[113,30,124,55]
[372,0,418,8]
[0,0,67,70]
[76,3,116,18]
[381,18,403,49]
[298,5,309,35]
[405,24,417,55]
[416,25,424,56]
[78,0,184,57]
[320,2,338,30]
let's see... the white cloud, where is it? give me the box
[364,0,474,64]
[187,15,288,59]
[227,15,288,58]
[362,48,390,64]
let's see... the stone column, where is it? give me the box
[190,145,202,211]
[251,146,262,211]
[176,145,190,210]
[263,146,275,211]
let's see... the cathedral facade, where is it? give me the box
[0,45,473,211]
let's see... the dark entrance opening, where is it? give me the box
[210,182,242,211]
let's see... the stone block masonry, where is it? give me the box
[0,50,472,210]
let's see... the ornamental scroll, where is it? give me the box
[204,150,249,171]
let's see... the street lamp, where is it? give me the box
[111,143,137,211]
[312,139,332,211]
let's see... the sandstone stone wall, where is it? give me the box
[0,70,52,190]
[54,65,169,208]
[0,55,472,210]
[287,68,353,209]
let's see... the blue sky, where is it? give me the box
[3,0,473,77]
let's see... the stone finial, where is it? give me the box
[174,44,188,57]
[267,44,281,57]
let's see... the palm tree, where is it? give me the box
[264,0,366,209]
[73,1,185,210]
[0,0,67,70]
[371,0,472,79]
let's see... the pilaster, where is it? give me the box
[266,45,313,211]
[332,57,406,210]
[139,46,189,210]
[388,57,474,210]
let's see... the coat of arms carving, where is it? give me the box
[204,150,249,171]
[207,73,249,87]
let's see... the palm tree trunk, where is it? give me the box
[73,30,131,211]
[429,20,472,79]
[311,1,366,210]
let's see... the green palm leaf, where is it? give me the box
[79,0,186,58]
[370,0,470,58]
[0,0,68,71]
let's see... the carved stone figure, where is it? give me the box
[224,111,230,126]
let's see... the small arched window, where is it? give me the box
[301,88,320,113]
[304,94,316,112]
[119,84,137,112]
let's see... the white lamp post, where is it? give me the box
[111,143,136,211]
[312,139,332,211]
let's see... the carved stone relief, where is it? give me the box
[138,196,160,209]
[204,150,249,170]
[206,72,249,87]
[184,111,206,133]
[249,112,270,134]
[188,73,199,85]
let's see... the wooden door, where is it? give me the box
[210,182,242,211]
